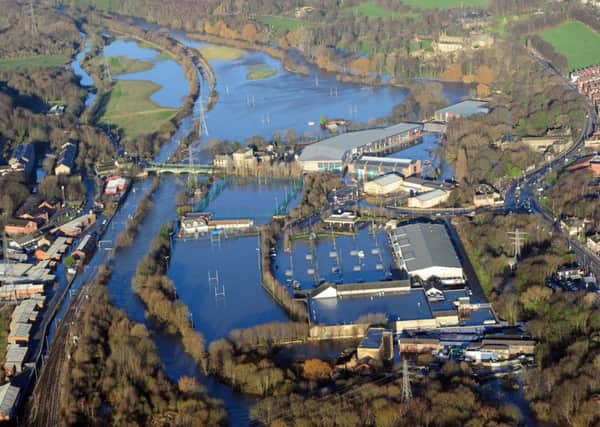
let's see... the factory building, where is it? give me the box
[363,174,405,196]
[434,100,490,122]
[389,223,464,284]
[407,188,450,208]
[348,156,422,180]
[298,123,423,172]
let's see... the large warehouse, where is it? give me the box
[389,223,464,284]
[298,123,423,172]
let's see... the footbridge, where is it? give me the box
[144,162,215,175]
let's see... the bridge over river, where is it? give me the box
[144,162,215,175]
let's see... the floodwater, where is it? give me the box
[72,32,96,107]
[56,26,476,426]
[387,133,455,179]
[103,40,188,108]
[272,226,396,290]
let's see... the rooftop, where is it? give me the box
[309,288,433,325]
[299,123,423,162]
[359,328,387,349]
[390,223,462,273]
[355,156,417,167]
[0,383,19,417]
[412,188,448,201]
[435,100,489,118]
[369,173,403,187]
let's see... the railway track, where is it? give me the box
[26,272,96,427]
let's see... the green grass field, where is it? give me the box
[0,54,69,71]
[539,21,600,71]
[246,64,277,80]
[199,45,244,61]
[100,80,176,138]
[95,56,154,75]
[347,1,419,20]
[258,17,314,36]
[400,0,489,8]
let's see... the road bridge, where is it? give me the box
[144,163,215,175]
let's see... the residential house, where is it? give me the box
[52,212,96,237]
[104,176,129,196]
[9,143,36,182]
[55,141,78,175]
[213,154,233,169]
[4,219,38,236]
[587,233,600,254]
[0,383,21,421]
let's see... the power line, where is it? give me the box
[508,229,528,259]
[401,358,412,402]
[30,0,38,38]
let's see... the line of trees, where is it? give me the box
[59,264,227,426]
[132,223,210,370]
[261,222,308,321]
[115,177,159,249]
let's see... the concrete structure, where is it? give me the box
[357,328,393,361]
[51,212,96,237]
[73,234,97,261]
[232,148,257,169]
[4,218,38,236]
[473,190,503,207]
[213,154,233,169]
[298,123,423,172]
[522,136,570,154]
[9,143,36,181]
[363,174,405,196]
[55,141,78,175]
[0,383,20,421]
[434,100,489,122]
[8,323,31,345]
[349,156,422,180]
[389,223,464,284]
[104,176,129,196]
[181,212,211,234]
[0,261,55,285]
[4,345,28,376]
[398,336,442,354]
[35,236,70,261]
[312,280,411,300]
[323,212,360,227]
[407,189,450,208]
[587,233,600,254]
[433,34,465,53]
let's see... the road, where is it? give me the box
[504,46,599,275]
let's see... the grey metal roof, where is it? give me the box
[414,189,448,201]
[0,383,19,417]
[435,100,489,118]
[369,173,403,187]
[390,223,461,273]
[299,123,423,162]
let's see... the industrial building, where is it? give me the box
[0,383,20,421]
[311,280,410,300]
[389,223,464,284]
[298,123,423,172]
[348,156,422,180]
[356,328,393,361]
[362,174,405,196]
[407,188,450,208]
[434,100,490,122]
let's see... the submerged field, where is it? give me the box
[99,80,176,138]
[199,44,244,61]
[94,55,154,75]
[0,54,69,71]
[539,21,600,70]
[246,64,277,80]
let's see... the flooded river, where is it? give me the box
[56,27,474,425]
